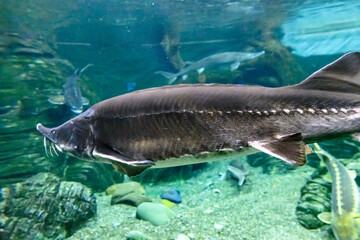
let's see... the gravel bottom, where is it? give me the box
[69,160,326,240]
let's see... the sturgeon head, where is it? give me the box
[36,117,94,159]
[36,113,153,177]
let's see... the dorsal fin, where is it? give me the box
[293,52,360,93]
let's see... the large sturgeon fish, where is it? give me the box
[37,52,360,177]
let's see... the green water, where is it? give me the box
[1,0,360,239]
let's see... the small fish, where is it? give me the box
[156,51,265,84]
[49,64,93,113]
[37,52,360,177]
[315,143,360,240]
[227,162,249,187]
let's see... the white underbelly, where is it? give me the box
[151,147,259,169]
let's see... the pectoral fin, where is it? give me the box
[249,133,306,166]
[197,67,205,74]
[351,133,360,142]
[92,145,154,177]
[354,215,360,225]
[48,95,65,105]
[230,61,240,71]
[81,97,90,106]
[318,212,332,224]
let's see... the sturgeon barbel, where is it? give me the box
[37,52,360,177]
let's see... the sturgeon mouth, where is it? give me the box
[36,123,61,157]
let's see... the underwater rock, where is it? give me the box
[0,33,55,58]
[106,181,145,197]
[106,182,151,207]
[125,230,152,240]
[296,167,331,229]
[0,172,96,240]
[175,233,191,240]
[160,189,182,204]
[111,192,152,207]
[160,20,185,70]
[250,0,305,86]
[136,202,175,226]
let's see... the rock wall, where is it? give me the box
[0,173,96,239]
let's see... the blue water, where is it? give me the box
[1,0,360,239]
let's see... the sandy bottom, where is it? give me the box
[69,159,327,240]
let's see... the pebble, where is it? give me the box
[160,189,182,204]
[136,202,175,226]
[204,208,213,214]
[213,189,221,194]
[176,233,190,240]
[106,182,145,197]
[106,182,152,207]
[214,223,224,231]
[111,192,152,207]
[126,230,152,240]
[112,222,120,227]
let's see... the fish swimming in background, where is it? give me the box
[156,51,265,84]
[49,64,93,113]
[315,143,360,240]
[37,52,360,177]
[227,160,249,187]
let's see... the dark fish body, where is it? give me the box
[37,52,360,176]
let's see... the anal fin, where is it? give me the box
[48,95,65,105]
[249,133,306,166]
[318,212,332,224]
[81,97,90,106]
[230,61,240,71]
[92,145,154,177]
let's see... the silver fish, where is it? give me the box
[156,51,265,84]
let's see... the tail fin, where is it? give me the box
[155,71,178,84]
[79,64,93,76]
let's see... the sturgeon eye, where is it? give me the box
[51,130,55,135]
